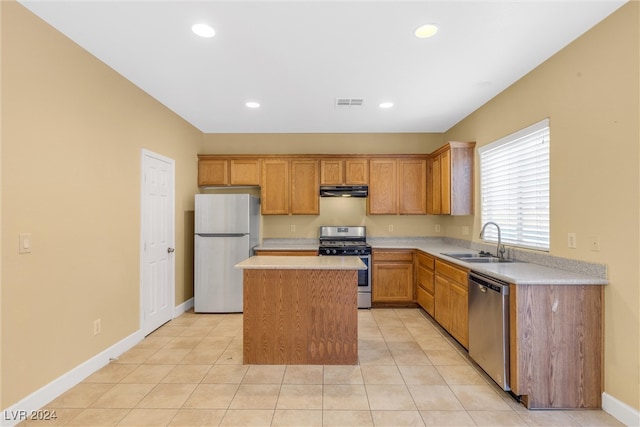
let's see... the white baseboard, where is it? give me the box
[174,297,194,317]
[603,392,640,426]
[1,329,144,427]
[1,300,194,426]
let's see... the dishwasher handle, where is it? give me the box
[469,271,510,295]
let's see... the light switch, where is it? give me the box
[19,233,32,254]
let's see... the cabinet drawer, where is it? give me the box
[416,251,435,270]
[435,259,468,285]
[417,267,435,294]
[416,286,434,316]
[373,250,413,262]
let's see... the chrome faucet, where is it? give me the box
[480,222,506,258]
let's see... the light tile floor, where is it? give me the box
[22,308,624,426]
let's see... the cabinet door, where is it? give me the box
[230,159,260,185]
[372,262,414,303]
[345,159,369,184]
[399,159,427,214]
[429,155,442,214]
[434,275,450,330]
[449,281,469,348]
[261,160,289,215]
[440,149,451,215]
[416,252,435,316]
[320,159,343,185]
[198,159,228,186]
[368,159,397,215]
[291,160,319,215]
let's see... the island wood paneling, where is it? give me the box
[510,284,603,409]
[243,269,358,365]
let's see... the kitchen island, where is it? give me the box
[235,256,366,365]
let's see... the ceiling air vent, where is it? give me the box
[335,98,364,109]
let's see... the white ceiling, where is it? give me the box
[18,0,627,134]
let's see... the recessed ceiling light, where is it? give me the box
[192,24,215,38]
[379,102,394,109]
[246,101,260,109]
[414,24,439,39]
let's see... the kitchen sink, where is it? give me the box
[441,252,515,263]
[463,257,514,263]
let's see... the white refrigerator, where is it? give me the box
[194,194,260,313]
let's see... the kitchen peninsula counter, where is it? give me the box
[235,256,366,365]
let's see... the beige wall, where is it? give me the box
[1,2,201,408]
[202,133,448,238]
[444,2,640,411]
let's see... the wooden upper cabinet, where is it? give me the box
[261,159,319,215]
[290,159,319,215]
[198,156,260,186]
[198,159,228,186]
[369,157,427,215]
[368,159,398,215]
[398,158,427,214]
[320,159,343,185]
[345,159,369,184]
[230,159,260,185]
[427,155,441,214]
[320,158,369,185]
[261,159,289,215]
[428,142,475,215]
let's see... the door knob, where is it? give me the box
[167,247,175,253]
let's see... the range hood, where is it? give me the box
[320,185,368,198]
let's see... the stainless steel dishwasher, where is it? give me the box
[468,271,510,390]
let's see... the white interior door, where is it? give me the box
[140,149,175,336]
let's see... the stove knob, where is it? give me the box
[332,249,337,255]
[325,249,331,255]
[356,249,361,254]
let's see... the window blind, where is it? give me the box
[478,119,550,251]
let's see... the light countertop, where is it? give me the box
[369,239,607,285]
[255,238,608,286]
[236,255,367,270]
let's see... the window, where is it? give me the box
[478,119,550,251]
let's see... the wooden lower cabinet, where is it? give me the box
[372,249,414,305]
[434,259,469,348]
[415,251,435,316]
[509,283,603,409]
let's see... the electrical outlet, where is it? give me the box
[589,235,600,252]
[93,319,102,336]
[388,225,394,232]
[568,233,576,249]
[290,224,296,232]
[435,224,441,233]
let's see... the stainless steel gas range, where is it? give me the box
[318,226,372,309]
